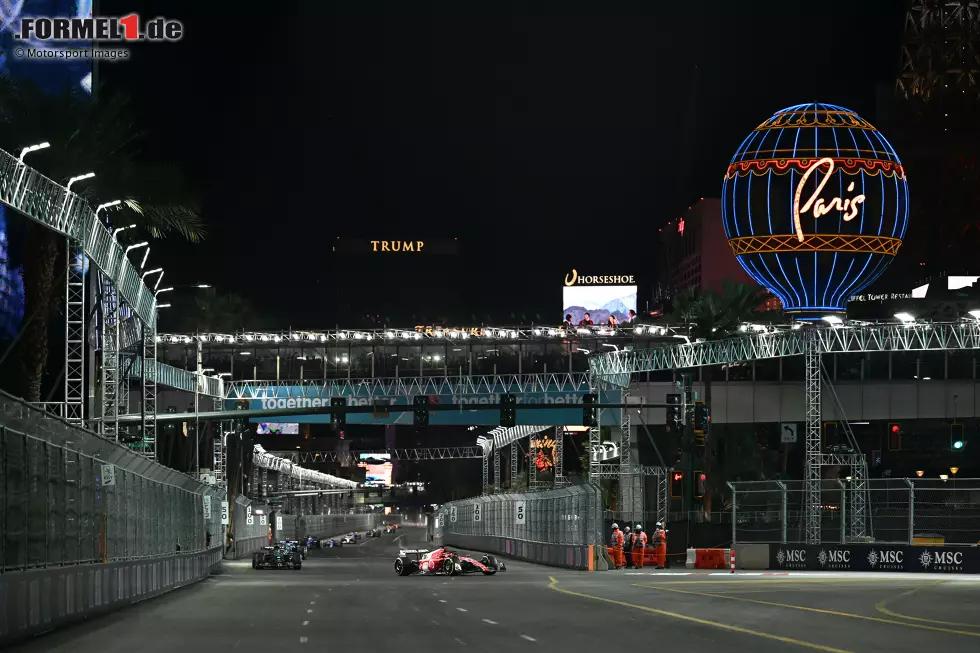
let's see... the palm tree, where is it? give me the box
[667,278,771,511]
[0,76,205,402]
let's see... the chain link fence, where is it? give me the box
[437,484,601,546]
[731,478,980,545]
[0,391,223,571]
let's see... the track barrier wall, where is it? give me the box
[0,546,223,647]
[434,485,601,570]
[768,543,980,573]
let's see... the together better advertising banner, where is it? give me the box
[770,544,980,574]
[233,386,622,427]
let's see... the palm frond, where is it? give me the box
[124,200,206,242]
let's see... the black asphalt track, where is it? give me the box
[10,528,980,652]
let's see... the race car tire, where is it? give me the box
[443,558,459,576]
[251,559,258,569]
[395,557,412,576]
[293,563,302,570]
[481,555,499,575]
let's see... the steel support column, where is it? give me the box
[493,446,501,489]
[510,441,518,488]
[99,273,120,438]
[554,426,567,488]
[64,246,85,424]
[141,319,157,459]
[481,451,488,495]
[804,333,822,544]
[586,373,601,490]
[528,436,538,488]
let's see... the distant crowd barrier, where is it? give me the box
[434,485,602,570]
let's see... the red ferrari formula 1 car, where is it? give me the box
[394,547,507,576]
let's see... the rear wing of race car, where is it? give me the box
[399,549,430,558]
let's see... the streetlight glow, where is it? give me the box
[194,284,211,288]
[112,223,137,242]
[155,287,174,296]
[142,268,163,280]
[96,200,122,218]
[66,172,95,190]
[894,312,915,323]
[822,315,843,325]
[969,310,980,320]
[124,241,149,256]
[153,270,165,291]
[157,303,172,308]
[19,142,50,161]
[139,247,151,270]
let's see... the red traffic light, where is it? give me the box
[891,424,900,433]
[699,473,706,481]
[673,473,683,481]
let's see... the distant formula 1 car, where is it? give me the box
[394,548,506,576]
[252,545,302,570]
[341,533,357,544]
[368,528,382,538]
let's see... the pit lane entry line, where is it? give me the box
[634,583,980,638]
[874,584,980,628]
[546,577,852,653]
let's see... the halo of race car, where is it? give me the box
[394,548,507,576]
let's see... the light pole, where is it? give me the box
[124,241,148,260]
[66,172,95,190]
[96,200,122,220]
[15,142,51,205]
[112,223,137,243]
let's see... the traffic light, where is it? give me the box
[670,471,684,498]
[500,393,517,428]
[951,423,965,451]
[413,395,430,427]
[694,401,709,434]
[582,393,598,428]
[666,394,682,428]
[888,423,901,451]
[331,397,347,430]
[695,471,706,498]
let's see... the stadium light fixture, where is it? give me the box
[915,470,924,477]
[96,200,122,218]
[939,474,949,481]
[822,315,843,325]
[19,142,50,161]
[124,242,148,257]
[157,303,171,309]
[112,223,137,242]
[66,172,95,190]
[969,310,980,320]
[894,312,915,323]
[950,467,959,475]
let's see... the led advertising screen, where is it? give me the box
[256,422,299,435]
[562,285,637,325]
[358,453,393,487]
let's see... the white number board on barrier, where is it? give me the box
[473,503,482,522]
[450,506,458,523]
[515,500,526,524]
[276,514,284,532]
[220,501,230,525]
[260,514,268,526]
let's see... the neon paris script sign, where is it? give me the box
[792,157,867,243]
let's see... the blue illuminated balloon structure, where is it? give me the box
[721,103,909,318]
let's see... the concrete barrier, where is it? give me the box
[443,533,594,570]
[0,547,223,647]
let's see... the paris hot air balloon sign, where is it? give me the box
[721,103,909,318]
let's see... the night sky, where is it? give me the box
[101,0,908,329]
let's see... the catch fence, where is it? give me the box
[0,390,222,571]
[731,478,980,546]
[437,484,601,546]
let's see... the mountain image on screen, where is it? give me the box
[563,291,636,324]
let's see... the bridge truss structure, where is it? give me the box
[272,447,485,465]
[0,145,226,461]
[590,320,980,544]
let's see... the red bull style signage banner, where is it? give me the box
[230,387,621,426]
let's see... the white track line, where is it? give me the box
[520,635,537,642]
[302,621,309,626]
[439,599,447,603]
[307,609,313,614]
[300,636,309,644]
[456,607,468,612]
[482,618,498,625]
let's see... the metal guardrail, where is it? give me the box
[0,390,222,571]
[0,146,157,326]
[125,355,224,397]
[731,478,980,546]
[436,484,602,546]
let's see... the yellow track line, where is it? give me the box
[874,584,980,628]
[635,583,980,638]
[547,577,853,653]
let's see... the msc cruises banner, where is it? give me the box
[230,386,621,427]
[769,544,980,574]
